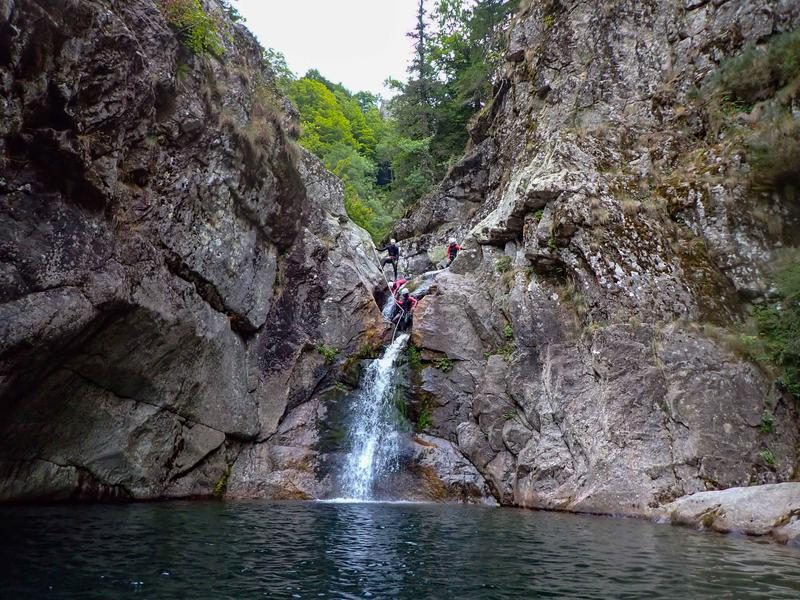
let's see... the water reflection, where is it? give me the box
[1,501,798,599]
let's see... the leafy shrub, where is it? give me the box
[316,344,339,365]
[160,0,224,58]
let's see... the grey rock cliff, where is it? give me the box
[395,0,800,526]
[0,0,382,501]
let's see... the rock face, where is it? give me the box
[664,483,800,545]
[394,0,800,523]
[0,0,382,501]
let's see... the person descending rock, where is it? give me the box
[390,275,410,298]
[446,238,462,267]
[380,239,400,280]
[393,289,417,332]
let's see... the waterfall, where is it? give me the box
[381,291,396,321]
[339,333,409,500]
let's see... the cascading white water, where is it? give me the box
[339,333,409,500]
[381,292,397,320]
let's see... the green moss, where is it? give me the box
[213,466,231,498]
[417,406,433,431]
[503,323,514,340]
[407,345,422,371]
[159,0,224,58]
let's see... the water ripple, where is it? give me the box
[1,501,799,599]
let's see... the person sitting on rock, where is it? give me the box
[393,289,417,332]
[380,239,400,280]
[446,238,462,267]
[391,275,410,298]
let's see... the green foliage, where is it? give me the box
[263,48,295,91]
[759,449,777,467]
[433,357,454,373]
[700,30,800,194]
[486,342,515,361]
[160,0,224,58]
[220,0,244,23]
[709,29,800,105]
[316,344,339,365]
[759,411,775,434]
[502,410,517,421]
[407,345,422,371]
[746,107,800,192]
[287,74,399,242]
[739,255,800,399]
[495,255,513,273]
[503,323,514,340]
[386,0,515,204]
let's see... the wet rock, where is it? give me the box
[0,0,382,502]
[664,483,800,544]
[391,0,800,525]
[390,434,497,504]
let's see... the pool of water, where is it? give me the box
[1,501,798,599]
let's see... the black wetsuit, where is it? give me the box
[380,243,400,279]
[393,295,416,331]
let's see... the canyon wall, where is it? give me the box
[0,0,382,501]
[395,0,800,515]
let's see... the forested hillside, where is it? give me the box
[267,0,515,241]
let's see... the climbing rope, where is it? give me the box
[369,243,406,344]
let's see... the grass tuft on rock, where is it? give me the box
[316,344,339,365]
[160,0,225,58]
[708,29,800,105]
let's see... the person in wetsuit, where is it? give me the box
[393,289,417,332]
[390,275,410,298]
[446,238,462,268]
[380,239,400,280]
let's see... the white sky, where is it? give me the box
[235,0,421,97]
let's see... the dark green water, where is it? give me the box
[1,501,799,599]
